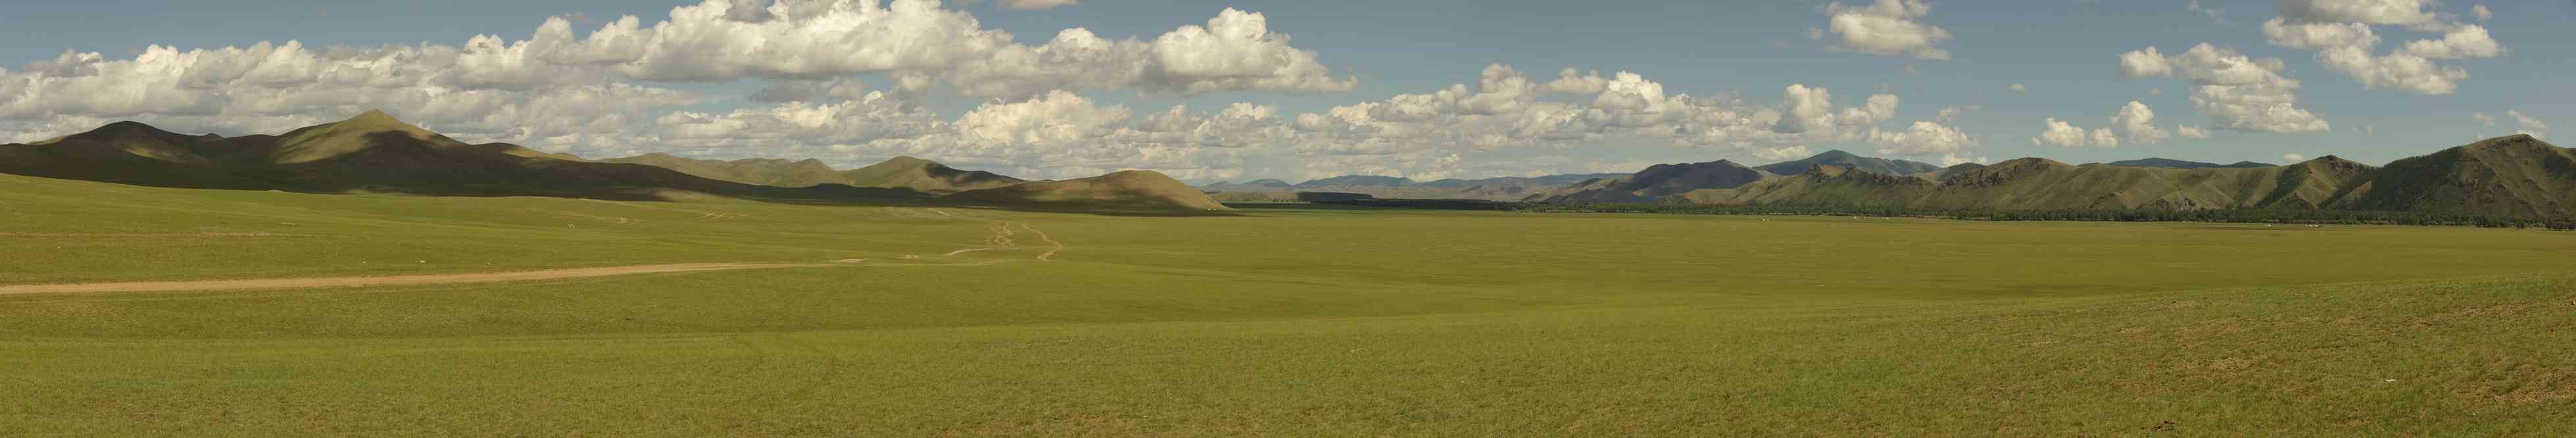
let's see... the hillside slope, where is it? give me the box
[598,153,848,188]
[1753,150,1941,176]
[2333,134,2576,219]
[944,170,1229,211]
[1542,160,1771,203]
[839,156,1025,195]
[0,111,816,201]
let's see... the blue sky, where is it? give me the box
[3,0,2571,182]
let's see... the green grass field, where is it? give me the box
[4,172,2573,435]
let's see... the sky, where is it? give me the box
[2,0,2571,183]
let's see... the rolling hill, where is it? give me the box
[944,170,1229,211]
[1751,150,1942,176]
[0,111,823,201]
[1566,135,2576,219]
[2335,134,2575,219]
[839,156,1027,195]
[1540,160,1772,203]
[1197,173,1628,201]
[597,153,848,188]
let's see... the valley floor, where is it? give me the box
[1,173,2571,435]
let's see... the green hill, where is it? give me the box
[839,156,1026,195]
[1753,150,1942,176]
[1542,160,1771,203]
[943,170,1228,211]
[2334,134,2576,219]
[598,153,848,188]
[0,111,823,201]
[1679,164,1936,208]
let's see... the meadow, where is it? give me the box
[3,172,2572,435]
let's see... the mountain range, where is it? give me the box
[1636,135,2576,220]
[0,112,1223,211]
[9,111,2569,219]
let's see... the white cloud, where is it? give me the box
[1820,0,1953,60]
[2472,112,2496,126]
[1937,153,1988,166]
[2277,0,2437,26]
[2118,44,2330,133]
[2029,101,2179,148]
[2507,110,2548,131]
[2033,118,2091,148]
[2261,2,2506,95]
[1867,121,1976,155]
[1935,105,1978,123]
[2262,18,2378,49]
[2177,125,2211,139]
[2471,5,2492,21]
[2111,101,2170,146]
[2283,153,2306,161]
[2006,84,2027,93]
[2116,47,2172,78]
[2400,26,2504,59]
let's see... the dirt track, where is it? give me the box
[0,208,1067,295]
[0,263,828,295]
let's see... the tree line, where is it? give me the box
[1298,199,2576,230]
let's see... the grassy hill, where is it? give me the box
[0,111,832,201]
[2335,134,2576,220]
[1753,149,1943,176]
[1679,164,1937,207]
[597,153,849,188]
[1576,135,2576,219]
[838,155,1026,195]
[944,170,1228,211]
[1542,160,1772,203]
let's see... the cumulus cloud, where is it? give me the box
[0,0,1371,180]
[2473,112,2496,126]
[2262,1,2507,95]
[2111,101,2170,146]
[2506,110,2547,131]
[1820,0,1953,60]
[2116,44,2330,133]
[1938,153,1988,166]
[2177,125,2211,139]
[2032,118,2098,148]
[2283,153,2306,161]
[2472,5,2491,20]
[2031,101,2181,148]
[1866,121,1976,155]
[2006,84,2027,93]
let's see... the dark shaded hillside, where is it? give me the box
[1679,164,1936,208]
[1753,150,1941,176]
[598,153,848,188]
[1542,160,1771,203]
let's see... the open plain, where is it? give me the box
[4,172,2573,435]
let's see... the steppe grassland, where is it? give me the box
[2,173,2571,435]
